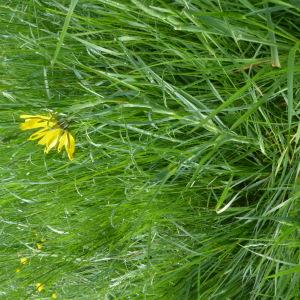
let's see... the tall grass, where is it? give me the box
[1,1,300,299]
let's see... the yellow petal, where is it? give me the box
[46,129,63,153]
[65,132,75,160]
[36,283,45,292]
[20,257,29,265]
[28,128,49,141]
[57,131,67,152]
[38,129,62,153]
[36,242,43,250]
[20,119,50,131]
[20,114,57,131]
[37,129,59,146]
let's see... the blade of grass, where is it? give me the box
[287,42,299,130]
[51,0,79,66]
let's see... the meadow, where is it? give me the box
[1,0,300,299]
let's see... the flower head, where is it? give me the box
[36,242,43,250]
[36,283,45,292]
[20,257,29,265]
[20,113,75,160]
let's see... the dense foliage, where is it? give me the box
[1,1,300,299]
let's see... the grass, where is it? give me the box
[1,0,300,299]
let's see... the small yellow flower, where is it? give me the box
[16,268,21,273]
[51,292,58,299]
[36,242,43,250]
[20,257,29,265]
[20,113,75,160]
[36,283,45,292]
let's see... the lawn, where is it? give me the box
[1,0,300,299]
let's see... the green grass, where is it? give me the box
[1,0,300,299]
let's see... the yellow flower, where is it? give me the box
[20,113,75,160]
[36,283,45,292]
[51,292,58,299]
[16,268,21,273]
[36,242,43,250]
[20,257,29,265]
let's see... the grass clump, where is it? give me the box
[1,0,300,299]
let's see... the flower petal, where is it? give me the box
[37,130,55,146]
[28,128,49,141]
[65,132,75,160]
[46,129,63,153]
[20,113,57,132]
[57,131,67,153]
[35,283,45,293]
[38,129,62,153]
[20,119,50,131]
